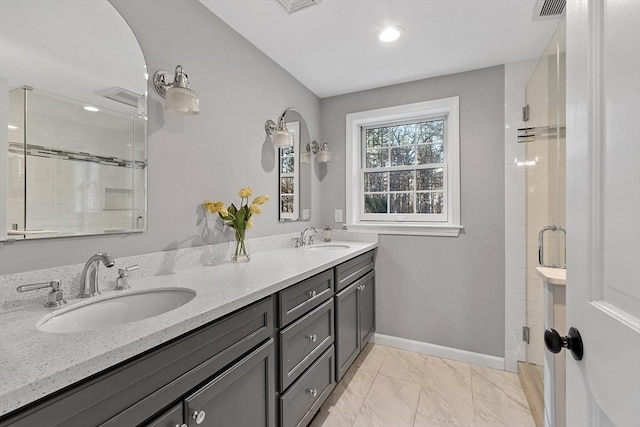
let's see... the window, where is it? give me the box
[346,97,461,236]
[279,121,299,220]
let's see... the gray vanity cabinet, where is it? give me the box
[0,248,376,427]
[335,251,376,381]
[0,297,275,427]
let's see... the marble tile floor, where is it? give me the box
[310,344,535,427]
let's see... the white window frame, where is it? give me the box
[345,97,462,236]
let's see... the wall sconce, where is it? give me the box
[265,113,294,148]
[153,65,199,114]
[301,140,331,163]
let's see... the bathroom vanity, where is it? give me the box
[0,242,376,427]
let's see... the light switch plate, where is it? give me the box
[334,209,343,223]
[302,209,310,220]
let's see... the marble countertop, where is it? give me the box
[0,241,377,416]
[535,266,566,286]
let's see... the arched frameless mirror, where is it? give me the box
[278,108,312,222]
[0,0,148,241]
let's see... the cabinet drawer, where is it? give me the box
[280,299,334,390]
[279,269,333,326]
[335,250,376,292]
[280,346,335,427]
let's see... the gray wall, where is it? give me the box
[320,66,506,357]
[0,0,321,274]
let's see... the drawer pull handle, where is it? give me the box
[308,334,318,342]
[308,388,318,397]
[193,410,206,424]
[308,290,317,299]
[176,424,187,427]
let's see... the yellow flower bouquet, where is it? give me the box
[203,187,269,262]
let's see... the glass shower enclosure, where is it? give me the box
[519,17,566,427]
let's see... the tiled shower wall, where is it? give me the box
[15,157,145,233]
[6,88,145,235]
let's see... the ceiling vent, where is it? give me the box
[533,0,566,20]
[96,87,141,108]
[277,0,322,14]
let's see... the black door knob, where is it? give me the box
[544,327,584,360]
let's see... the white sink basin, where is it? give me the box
[305,244,351,250]
[37,287,196,333]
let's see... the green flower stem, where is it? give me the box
[234,227,247,257]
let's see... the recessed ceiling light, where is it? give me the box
[84,106,99,112]
[8,124,18,130]
[377,26,404,43]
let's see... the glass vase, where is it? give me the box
[231,228,250,262]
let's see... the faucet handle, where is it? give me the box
[292,237,301,248]
[115,265,139,291]
[118,264,139,276]
[17,280,66,308]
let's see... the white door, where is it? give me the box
[565,0,640,426]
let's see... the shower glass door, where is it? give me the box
[523,17,566,427]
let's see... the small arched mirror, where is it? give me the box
[278,108,312,222]
[0,0,148,240]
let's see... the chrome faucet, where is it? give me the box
[300,227,318,247]
[77,253,115,298]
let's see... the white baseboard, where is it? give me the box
[370,333,505,371]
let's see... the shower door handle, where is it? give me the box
[538,225,566,268]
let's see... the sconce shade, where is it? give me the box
[301,142,312,163]
[165,86,199,114]
[273,129,294,148]
[266,115,293,148]
[316,150,331,163]
[316,141,331,163]
[153,65,199,114]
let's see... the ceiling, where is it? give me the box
[200,0,561,98]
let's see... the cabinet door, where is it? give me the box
[184,339,276,427]
[335,281,359,381]
[358,271,375,349]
